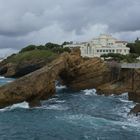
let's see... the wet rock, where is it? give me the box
[129,104,140,116]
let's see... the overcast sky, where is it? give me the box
[0,0,140,56]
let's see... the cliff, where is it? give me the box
[0,49,111,108]
[0,48,140,110]
[0,50,57,78]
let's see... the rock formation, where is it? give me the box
[129,104,140,116]
[97,69,140,95]
[0,49,111,108]
[0,48,140,109]
[0,54,57,78]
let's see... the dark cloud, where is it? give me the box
[0,0,140,56]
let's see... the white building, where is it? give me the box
[64,34,130,58]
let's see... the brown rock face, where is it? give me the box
[0,50,111,108]
[129,104,140,116]
[97,68,140,96]
[0,56,57,78]
[61,58,110,90]
[0,57,65,108]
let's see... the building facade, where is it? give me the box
[64,34,130,58]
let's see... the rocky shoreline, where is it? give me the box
[0,49,140,115]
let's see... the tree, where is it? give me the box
[20,45,36,53]
[127,38,140,55]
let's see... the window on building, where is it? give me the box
[100,50,102,52]
[97,50,99,52]
[103,50,105,52]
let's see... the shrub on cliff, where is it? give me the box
[127,39,140,55]
[19,42,71,54]
[101,53,139,63]
[20,45,37,53]
[4,50,57,64]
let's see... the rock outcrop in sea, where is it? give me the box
[0,48,140,109]
[0,49,111,108]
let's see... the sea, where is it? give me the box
[0,76,140,140]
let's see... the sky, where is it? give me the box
[0,0,140,57]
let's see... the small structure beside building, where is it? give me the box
[64,34,130,58]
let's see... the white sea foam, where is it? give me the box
[56,85,67,90]
[119,98,133,103]
[0,102,29,112]
[117,93,134,103]
[42,104,68,111]
[7,80,13,83]
[118,92,128,99]
[60,113,140,129]
[47,98,65,103]
[82,89,97,96]
[48,97,58,102]
[10,101,29,109]
[55,100,66,103]
[0,76,5,79]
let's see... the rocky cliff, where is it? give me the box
[0,50,57,78]
[0,49,111,108]
[0,49,140,110]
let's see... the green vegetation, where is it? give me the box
[5,50,57,63]
[100,38,140,63]
[3,42,71,64]
[127,38,140,55]
[101,53,139,63]
[20,42,71,54]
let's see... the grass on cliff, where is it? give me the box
[5,50,57,63]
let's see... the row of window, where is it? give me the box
[97,50,114,53]
[96,49,128,53]
[107,43,113,45]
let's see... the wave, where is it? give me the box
[117,93,134,103]
[82,89,97,96]
[47,98,66,103]
[42,104,69,111]
[56,85,67,90]
[59,113,140,129]
[118,92,128,99]
[0,76,5,79]
[0,102,29,112]
[7,80,13,83]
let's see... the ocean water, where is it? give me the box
[0,77,140,140]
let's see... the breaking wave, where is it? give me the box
[0,76,5,79]
[0,102,29,112]
[82,89,97,96]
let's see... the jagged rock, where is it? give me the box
[97,69,140,95]
[0,55,57,78]
[0,60,48,78]
[0,50,111,108]
[0,48,140,108]
[129,104,140,116]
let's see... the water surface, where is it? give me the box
[0,77,140,140]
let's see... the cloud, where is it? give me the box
[0,0,140,56]
[0,48,18,58]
